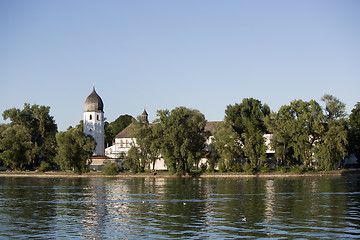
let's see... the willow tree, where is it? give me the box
[264,105,296,166]
[290,99,325,167]
[349,102,360,164]
[212,122,243,172]
[317,95,348,170]
[225,98,270,167]
[156,107,207,174]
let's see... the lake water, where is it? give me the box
[0,175,359,239]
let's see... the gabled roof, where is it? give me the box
[204,121,222,135]
[114,121,222,139]
[115,123,136,138]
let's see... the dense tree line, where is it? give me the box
[0,103,132,173]
[1,94,360,174]
[132,95,360,174]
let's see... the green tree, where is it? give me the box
[133,118,162,170]
[317,95,348,170]
[0,124,9,166]
[317,119,348,170]
[103,162,120,175]
[349,102,360,163]
[123,146,141,173]
[104,121,112,147]
[55,128,95,173]
[105,115,134,147]
[225,98,270,167]
[75,120,84,131]
[321,94,346,121]
[290,99,325,167]
[0,124,32,170]
[156,107,207,174]
[212,122,243,172]
[3,103,57,168]
[265,105,297,166]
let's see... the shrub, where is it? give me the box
[103,162,120,175]
[219,162,227,173]
[260,163,270,173]
[290,165,310,174]
[230,162,242,172]
[276,165,287,173]
[242,162,255,174]
[38,161,51,172]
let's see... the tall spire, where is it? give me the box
[141,108,149,124]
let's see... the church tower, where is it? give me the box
[141,108,149,124]
[84,86,105,156]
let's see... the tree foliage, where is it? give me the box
[105,115,134,147]
[133,117,162,171]
[103,162,120,175]
[264,105,295,166]
[317,95,348,170]
[0,124,32,170]
[55,128,95,173]
[123,146,141,173]
[156,107,207,174]
[349,102,360,163]
[321,94,346,121]
[317,119,348,170]
[289,99,325,167]
[225,98,270,167]
[2,103,57,168]
[264,95,349,171]
[212,122,243,171]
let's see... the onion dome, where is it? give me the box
[84,87,104,112]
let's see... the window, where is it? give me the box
[97,115,99,121]
[89,115,92,120]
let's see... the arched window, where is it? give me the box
[97,115,99,121]
[89,115,92,120]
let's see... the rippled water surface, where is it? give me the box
[0,175,359,239]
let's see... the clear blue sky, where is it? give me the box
[1,0,359,131]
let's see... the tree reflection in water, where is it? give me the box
[0,176,359,239]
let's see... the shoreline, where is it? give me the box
[0,169,359,178]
